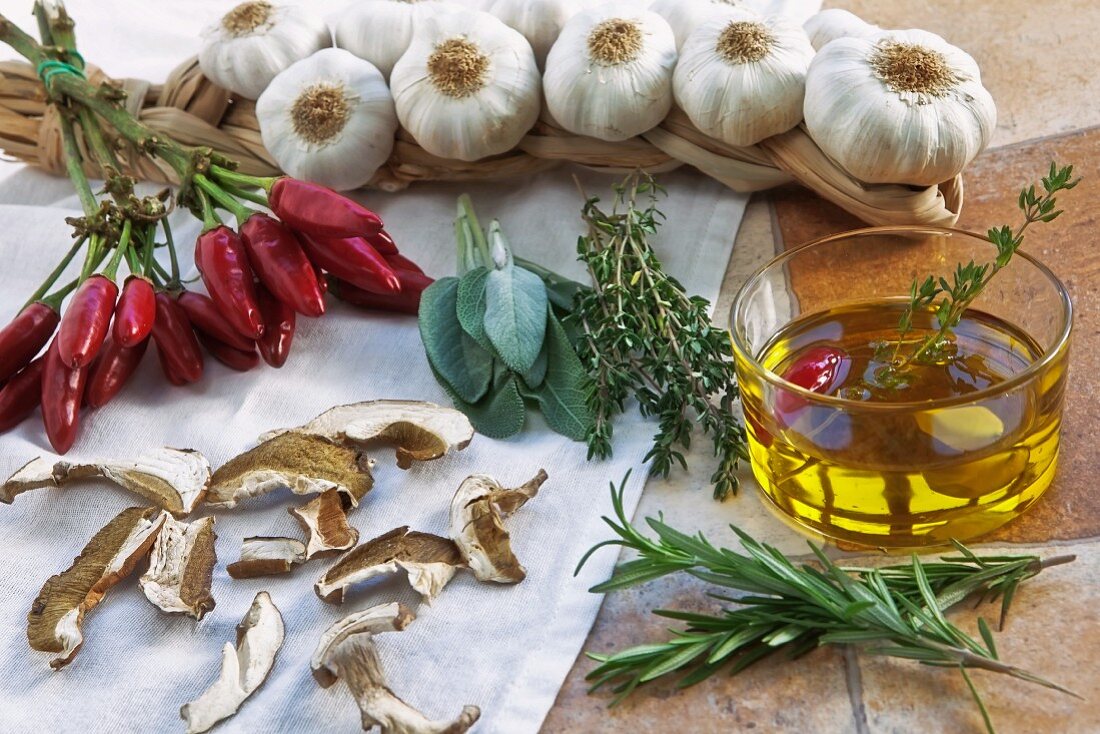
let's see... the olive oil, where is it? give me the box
[739,301,1067,547]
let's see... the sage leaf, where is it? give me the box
[532,311,593,441]
[456,267,492,351]
[433,365,526,439]
[419,277,492,403]
[484,265,548,374]
[522,344,548,389]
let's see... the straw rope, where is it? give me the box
[0,56,964,226]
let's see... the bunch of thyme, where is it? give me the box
[577,475,1076,733]
[573,174,747,500]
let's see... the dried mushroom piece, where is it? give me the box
[226,537,308,579]
[205,433,374,509]
[290,489,360,560]
[312,602,416,687]
[2,447,210,514]
[139,515,217,619]
[180,591,285,734]
[321,628,480,734]
[28,506,167,669]
[261,400,475,469]
[315,526,464,605]
[450,470,548,584]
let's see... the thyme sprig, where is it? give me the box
[577,475,1077,732]
[892,163,1078,371]
[573,174,747,500]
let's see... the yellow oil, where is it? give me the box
[739,301,1067,548]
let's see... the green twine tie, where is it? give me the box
[36,53,85,91]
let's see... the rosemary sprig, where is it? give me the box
[577,475,1076,731]
[573,174,747,500]
[892,163,1078,371]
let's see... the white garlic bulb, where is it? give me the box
[390,10,541,161]
[333,0,459,80]
[650,0,819,49]
[481,0,594,67]
[675,10,814,147]
[256,48,398,191]
[544,4,677,141]
[803,9,881,51]
[804,30,997,186]
[199,1,331,100]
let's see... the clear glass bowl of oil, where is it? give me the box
[730,227,1072,548]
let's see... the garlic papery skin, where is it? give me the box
[803,9,881,51]
[804,30,997,187]
[199,1,331,100]
[674,10,814,147]
[390,10,541,162]
[257,48,398,191]
[649,0,745,50]
[481,0,595,67]
[544,4,677,142]
[333,0,459,80]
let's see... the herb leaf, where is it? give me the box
[484,265,548,374]
[531,311,594,440]
[419,277,493,403]
[433,363,525,439]
[456,266,492,350]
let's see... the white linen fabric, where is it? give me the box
[0,1,798,732]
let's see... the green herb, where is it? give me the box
[577,475,1077,732]
[890,163,1079,373]
[572,174,747,500]
[419,196,594,440]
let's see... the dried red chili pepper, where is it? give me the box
[240,213,325,318]
[0,357,44,432]
[0,301,59,383]
[113,276,156,348]
[314,262,328,295]
[268,178,384,239]
[256,284,295,368]
[41,338,87,453]
[151,292,204,384]
[194,225,264,339]
[364,229,399,255]
[383,251,426,275]
[177,291,256,352]
[329,273,430,316]
[85,336,148,408]
[196,331,260,372]
[57,274,117,368]
[300,233,401,294]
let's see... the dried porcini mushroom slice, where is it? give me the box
[261,400,475,469]
[180,591,285,734]
[28,506,166,669]
[311,602,416,687]
[320,625,480,733]
[315,526,464,604]
[139,515,217,620]
[226,537,308,579]
[290,489,360,560]
[205,433,374,509]
[450,469,548,584]
[2,447,210,514]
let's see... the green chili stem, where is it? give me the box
[196,186,222,231]
[57,108,97,218]
[141,223,155,276]
[103,219,131,280]
[218,180,270,208]
[209,164,276,196]
[40,244,110,310]
[25,234,86,308]
[79,233,104,281]
[163,217,180,285]
[195,174,251,224]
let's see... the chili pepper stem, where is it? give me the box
[218,180,271,208]
[196,186,223,232]
[162,216,181,286]
[56,108,97,218]
[209,165,276,197]
[79,233,104,281]
[25,234,86,308]
[195,173,252,224]
[103,219,132,280]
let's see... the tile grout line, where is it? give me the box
[843,644,872,734]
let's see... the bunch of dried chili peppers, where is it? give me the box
[0,4,430,453]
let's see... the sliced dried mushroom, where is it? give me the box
[139,515,217,620]
[261,400,475,469]
[450,469,548,584]
[28,506,167,669]
[226,537,308,579]
[311,602,416,687]
[315,526,464,605]
[320,627,480,734]
[205,433,374,509]
[180,591,284,734]
[2,447,210,514]
[290,489,360,560]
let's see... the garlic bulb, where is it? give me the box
[803,9,881,51]
[544,4,676,141]
[333,0,458,80]
[257,48,398,191]
[390,10,541,161]
[675,10,814,147]
[804,30,996,186]
[199,1,331,99]
[481,0,594,66]
[650,0,819,49]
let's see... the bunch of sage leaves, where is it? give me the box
[418,196,593,440]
